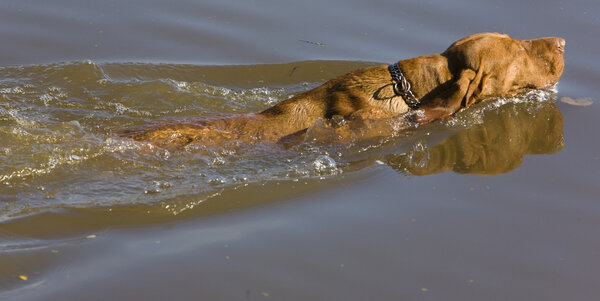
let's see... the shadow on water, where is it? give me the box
[385,99,564,176]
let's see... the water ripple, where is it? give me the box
[0,61,561,220]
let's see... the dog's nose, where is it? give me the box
[555,37,565,53]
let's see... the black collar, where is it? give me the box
[388,62,420,109]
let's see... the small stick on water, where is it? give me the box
[298,39,327,47]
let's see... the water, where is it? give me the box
[1,0,600,300]
[0,61,371,218]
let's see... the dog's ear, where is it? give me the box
[463,59,489,107]
[416,68,484,123]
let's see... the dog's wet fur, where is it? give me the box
[122,33,565,147]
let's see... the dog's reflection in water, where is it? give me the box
[385,100,564,176]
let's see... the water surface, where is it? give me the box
[1,0,599,300]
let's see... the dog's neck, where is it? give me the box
[397,54,453,101]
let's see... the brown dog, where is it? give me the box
[123,32,565,146]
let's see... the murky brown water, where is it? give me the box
[1,0,600,300]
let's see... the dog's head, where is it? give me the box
[443,32,565,106]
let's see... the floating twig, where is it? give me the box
[298,39,327,47]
